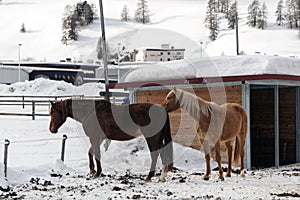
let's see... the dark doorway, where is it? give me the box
[250,86,296,168]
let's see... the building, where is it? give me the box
[135,44,185,62]
[113,55,300,169]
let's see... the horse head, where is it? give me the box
[49,100,68,134]
[161,87,180,112]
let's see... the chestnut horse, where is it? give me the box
[49,99,173,181]
[161,87,247,180]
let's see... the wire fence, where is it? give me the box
[1,134,83,180]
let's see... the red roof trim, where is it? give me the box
[110,74,300,89]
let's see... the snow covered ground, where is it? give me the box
[0,79,299,199]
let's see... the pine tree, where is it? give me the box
[134,0,150,24]
[228,1,237,29]
[247,0,261,27]
[96,37,111,60]
[276,0,285,25]
[20,23,26,33]
[61,1,96,45]
[285,0,300,28]
[257,2,268,29]
[61,5,78,45]
[204,0,219,41]
[121,5,131,21]
[82,1,94,25]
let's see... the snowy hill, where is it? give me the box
[0,0,299,64]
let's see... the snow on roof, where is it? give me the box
[121,55,300,83]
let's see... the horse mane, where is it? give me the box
[174,88,213,120]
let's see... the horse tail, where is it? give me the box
[233,136,240,167]
[160,112,173,171]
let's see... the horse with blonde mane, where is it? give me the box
[161,87,247,181]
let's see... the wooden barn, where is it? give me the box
[114,56,300,169]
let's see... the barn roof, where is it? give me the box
[114,56,300,88]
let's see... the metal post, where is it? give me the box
[242,83,251,169]
[296,87,300,162]
[200,41,203,57]
[99,0,110,101]
[61,134,68,162]
[4,139,10,179]
[18,43,22,82]
[274,85,280,167]
[32,101,35,120]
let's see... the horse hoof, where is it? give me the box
[203,177,210,181]
[226,174,231,177]
[159,177,166,182]
[219,177,225,181]
[240,173,246,178]
[145,178,152,182]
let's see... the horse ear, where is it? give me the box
[50,101,54,106]
[173,86,177,92]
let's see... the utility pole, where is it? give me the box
[235,9,239,55]
[99,0,110,101]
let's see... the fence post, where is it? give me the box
[4,139,10,180]
[22,96,25,109]
[32,101,35,120]
[61,135,68,162]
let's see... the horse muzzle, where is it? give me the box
[49,126,58,134]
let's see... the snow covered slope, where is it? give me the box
[0,0,299,63]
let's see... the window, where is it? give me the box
[160,52,163,55]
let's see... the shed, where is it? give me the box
[114,55,300,169]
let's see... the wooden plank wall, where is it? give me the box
[136,85,243,156]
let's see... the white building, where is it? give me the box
[135,44,185,62]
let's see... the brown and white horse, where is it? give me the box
[49,99,173,181]
[161,87,247,180]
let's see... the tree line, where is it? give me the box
[205,0,300,41]
[121,0,151,24]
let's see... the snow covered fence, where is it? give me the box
[2,134,79,179]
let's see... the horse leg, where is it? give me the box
[145,136,160,182]
[215,141,224,181]
[203,154,211,181]
[90,139,102,178]
[225,141,232,177]
[238,135,246,178]
[88,147,96,175]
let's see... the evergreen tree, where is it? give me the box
[134,0,150,24]
[96,37,111,60]
[61,1,96,45]
[257,2,268,29]
[204,0,219,41]
[82,1,94,25]
[228,1,237,29]
[247,0,261,27]
[121,5,131,21]
[20,23,26,33]
[276,0,285,25]
[286,0,300,28]
[61,5,78,45]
